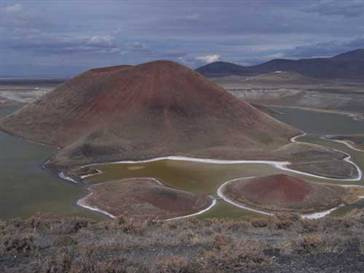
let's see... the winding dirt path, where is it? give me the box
[77,177,217,221]
[216,177,363,220]
[323,135,364,152]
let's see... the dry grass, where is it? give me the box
[1,212,364,272]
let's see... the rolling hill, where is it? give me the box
[196,49,364,79]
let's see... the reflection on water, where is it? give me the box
[0,105,363,219]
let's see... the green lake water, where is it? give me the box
[0,106,102,219]
[0,105,363,219]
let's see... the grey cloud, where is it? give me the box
[7,34,121,55]
[1,0,364,77]
[0,2,44,30]
[305,0,364,17]
[282,38,364,59]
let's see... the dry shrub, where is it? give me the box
[294,233,326,254]
[42,250,147,273]
[200,240,271,272]
[359,239,364,255]
[69,257,144,273]
[0,233,37,255]
[275,213,300,229]
[111,217,151,235]
[40,250,74,273]
[250,218,269,228]
[54,235,77,247]
[301,219,319,233]
[283,233,349,255]
[346,208,364,219]
[335,217,355,229]
[2,213,364,273]
[224,220,250,232]
[163,221,178,230]
[213,234,232,249]
[50,218,89,234]
[176,229,203,246]
[154,256,196,273]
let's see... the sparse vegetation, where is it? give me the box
[2,212,364,273]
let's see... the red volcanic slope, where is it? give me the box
[0,61,298,166]
[242,174,313,204]
[84,178,211,220]
[225,174,346,212]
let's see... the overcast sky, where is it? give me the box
[1,0,364,77]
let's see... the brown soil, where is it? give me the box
[81,177,211,220]
[242,174,313,203]
[222,174,349,213]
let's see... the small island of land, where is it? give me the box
[219,174,364,214]
[78,177,213,220]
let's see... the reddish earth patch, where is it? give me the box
[242,174,312,203]
[81,177,212,220]
[223,174,347,213]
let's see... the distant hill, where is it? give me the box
[196,49,364,79]
[0,60,298,168]
[195,61,252,77]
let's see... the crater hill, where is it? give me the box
[220,174,363,213]
[0,61,356,179]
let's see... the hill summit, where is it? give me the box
[1,61,299,167]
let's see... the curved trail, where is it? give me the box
[217,177,273,216]
[58,171,78,184]
[77,177,163,219]
[80,133,362,182]
[165,197,217,221]
[288,133,362,182]
[79,169,102,179]
[323,135,364,152]
[217,177,357,220]
[77,193,116,219]
[301,205,345,220]
[62,133,363,220]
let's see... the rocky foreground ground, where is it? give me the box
[1,211,364,273]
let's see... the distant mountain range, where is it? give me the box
[196,49,364,79]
